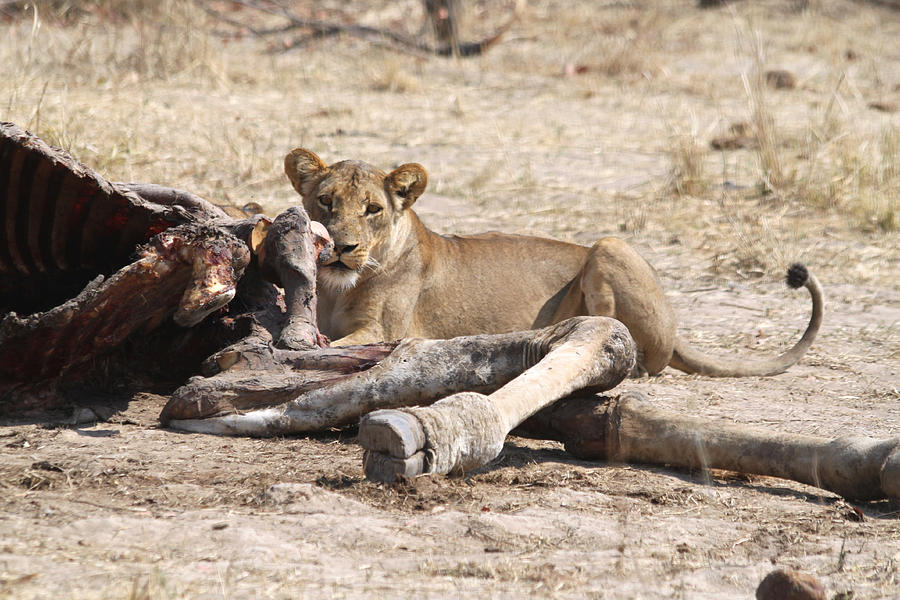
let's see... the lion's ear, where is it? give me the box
[284,148,328,198]
[385,163,427,210]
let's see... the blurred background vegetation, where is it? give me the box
[1,0,897,284]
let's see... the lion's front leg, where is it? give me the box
[330,326,387,347]
[325,284,420,346]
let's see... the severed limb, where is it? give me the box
[159,343,396,425]
[356,316,636,482]
[161,317,635,443]
[514,392,900,502]
[252,207,333,351]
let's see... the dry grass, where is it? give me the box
[638,2,899,284]
[367,56,422,93]
[424,558,580,591]
[797,123,899,232]
[668,129,707,198]
[128,568,174,600]
[715,5,899,235]
[3,1,895,247]
[4,1,221,87]
[740,27,789,190]
[4,1,899,306]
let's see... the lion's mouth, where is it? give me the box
[326,261,355,272]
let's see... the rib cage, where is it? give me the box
[0,122,204,314]
[0,122,246,388]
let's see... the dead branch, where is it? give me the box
[0,122,202,316]
[203,0,517,58]
[423,0,462,57]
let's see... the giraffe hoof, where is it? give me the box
[359,410,428,482]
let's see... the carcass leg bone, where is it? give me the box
[253,207,333,350]
[516,392,900,502]
[164,317,636,450]
[357,316,636,482]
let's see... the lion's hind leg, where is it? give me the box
[553,237,676,375]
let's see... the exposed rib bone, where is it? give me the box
[0,122,213,316]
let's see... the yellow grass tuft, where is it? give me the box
[668,131,707,198]
[738,25,789,191]
[797,123,899,232]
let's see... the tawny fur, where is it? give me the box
[284,148,824,377]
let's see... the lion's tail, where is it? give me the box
[668,263,824,377]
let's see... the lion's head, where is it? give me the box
[284,149,427,293]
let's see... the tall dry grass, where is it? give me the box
[797,120,899,233]
[667,130,707,198]
[725,9,898,233]
[740,29,789,191]
[1,1,225,149]
[659,2,897,283]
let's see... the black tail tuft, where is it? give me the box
[786,263,809,289]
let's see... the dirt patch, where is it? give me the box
[1,1,899,598]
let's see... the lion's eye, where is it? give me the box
[318,195,332,208]
[366,204,382,215]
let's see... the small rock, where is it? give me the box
[242,201,264,216]
[756,568,826,600]
[711,121,756,150]
[765,69,797,90]
[867,101,896,113]
[90,405,117,421]
[31,460,63,472]
[698,0,740,7]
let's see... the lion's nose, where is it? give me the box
[335,243,358,256]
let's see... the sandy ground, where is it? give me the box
[1,1,899,598]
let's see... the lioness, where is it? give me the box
[284,148,823,376]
